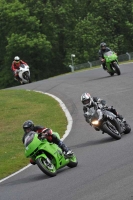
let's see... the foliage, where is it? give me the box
[0,0,133,88]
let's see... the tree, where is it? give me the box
[1,0,133,88]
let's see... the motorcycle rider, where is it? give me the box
[22,120,73,165]
[81,92,126,129]
[11,56,28,83]
[98,42,111,70]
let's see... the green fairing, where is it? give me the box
[103,51,121,75]
[24,131,78,176]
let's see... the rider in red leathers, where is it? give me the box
[11,56,28,83]
[22,120,73,165]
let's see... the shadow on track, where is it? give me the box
[70,137,115,149]
[84,70,128,83]
[0,167,74,186]
[0,173,50,186]
[84,75,118,83]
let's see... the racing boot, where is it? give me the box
[101,63,107,70]
[58,141,73,156]
[14,75,22,83]
[14,77,18,81]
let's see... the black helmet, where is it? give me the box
[23,120,34,132]
[100,42,106,49]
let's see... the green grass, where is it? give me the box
[0,89,67,180]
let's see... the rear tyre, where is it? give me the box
[109,72,114,76]
[124,123,131,134]
[67,155,78,168]
[36,157,57,177]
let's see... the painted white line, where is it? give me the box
[34,91,73,141]
[0,91,73,183]
[0,164,31,183]
[44,92,73,141]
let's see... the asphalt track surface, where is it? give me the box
[1,63,133,200]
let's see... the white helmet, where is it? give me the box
[14,56,20,61]
[81,93,93,107]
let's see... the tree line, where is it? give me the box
[0,0,133,88]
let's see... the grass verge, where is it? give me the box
[0,89,67,180]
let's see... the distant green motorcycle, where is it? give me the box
[103,51,121,76]
[24,131,78,177]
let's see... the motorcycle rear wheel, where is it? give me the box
[36,157,57,177]
[108,72,114,76]
[124,123,131,134]
[67,155,78,168]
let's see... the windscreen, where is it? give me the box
[104,51,113,56]
[24,131,36,147]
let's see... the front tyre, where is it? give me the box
[113,62,121,75]
[102,119,121,140]
[23,72,31,83]
[36,157,57,177]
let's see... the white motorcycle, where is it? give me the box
[17,64,31,84]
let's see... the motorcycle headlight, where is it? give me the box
[92,120,99,125]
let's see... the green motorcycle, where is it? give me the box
[24,131,78,177]
[103,50,121,76]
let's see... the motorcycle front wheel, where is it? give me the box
[36,157,57,177]
[23,72,31,83]
[113,62,121,75]
[102,119,121,140]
